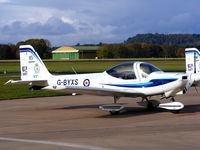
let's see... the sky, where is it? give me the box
[0,0,200,46]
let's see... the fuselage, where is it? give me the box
[43,62,188,98]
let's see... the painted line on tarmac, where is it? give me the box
[177,112,200,116]
[0,137,115,150]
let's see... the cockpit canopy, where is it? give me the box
[106,62,162,80]
[106,62,136,80]
[140,62,161,77]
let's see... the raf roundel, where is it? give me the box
[83,79,90,87]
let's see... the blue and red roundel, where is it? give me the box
[83,79,90,87]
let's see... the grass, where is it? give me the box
[0,59,186,74]
[0,77,69,100]
[0,58,186,100]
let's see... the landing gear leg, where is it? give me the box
[99,96,124,115]
[109,96,121,115]
[171,97,175,102]
[114,96,120,104]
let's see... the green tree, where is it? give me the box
[17,39,51,58]
[0,44,13,59]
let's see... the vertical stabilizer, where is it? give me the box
[185,48,200,74]
[19,45,52,81]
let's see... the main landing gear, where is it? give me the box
[99,96,184,115]
[137,98,160,110]
[138,97,184,113]
[99,96,124,115]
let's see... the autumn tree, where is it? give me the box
[176,48,185,57]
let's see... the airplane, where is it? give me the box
[5,45,200,115]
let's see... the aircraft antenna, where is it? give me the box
[71,66,77,74]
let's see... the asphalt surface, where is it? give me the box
[0,87,200,150]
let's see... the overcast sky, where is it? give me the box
[0,0,200,46]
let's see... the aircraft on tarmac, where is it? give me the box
[5,45,200,114]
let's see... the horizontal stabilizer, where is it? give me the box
[5,80,48,86]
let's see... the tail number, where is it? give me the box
[57,79,78,86]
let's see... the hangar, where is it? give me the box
[52,46,99,59]
[52,46,79,59]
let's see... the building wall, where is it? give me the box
[79,51,97,59]
[52,52,79,59]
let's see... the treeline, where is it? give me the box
[1,34,200,59]
[0,39,51,59]
[97,43,182,58]
[97,33,200,58]
[125,33,200,45]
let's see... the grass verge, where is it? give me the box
[0,77,69,100]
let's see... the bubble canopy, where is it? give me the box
[140,62,161,75]
[106,62,162,80]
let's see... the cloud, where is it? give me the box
[1,0,200,45]
[0,15,117,45]
[1,17,75,35]
[0,0,9,3]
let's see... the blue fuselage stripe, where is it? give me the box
[104,78,178,88]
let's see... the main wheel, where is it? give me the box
[109,111,120,115]
[147,101,156,111]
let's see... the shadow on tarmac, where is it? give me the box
[180,104,200,114]
[56,104,101,110]
[99,107,166,118]
[55,103,200,118]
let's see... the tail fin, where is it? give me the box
[185,48,200,74]
[19,45,52,81]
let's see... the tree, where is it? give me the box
[176,48,185,57]
[8,44,18,59]
[17,39,51,58]
[0,44,12,59]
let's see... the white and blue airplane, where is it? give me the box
[5,45,200,114]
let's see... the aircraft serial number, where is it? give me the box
[57,79,78,86]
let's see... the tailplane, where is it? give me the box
[19,45,52,81]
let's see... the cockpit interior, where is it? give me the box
[106,62,162,80]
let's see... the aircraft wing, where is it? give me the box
[5,80,48,86]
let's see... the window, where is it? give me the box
[140,63,161,78]
[106,62,136,80]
